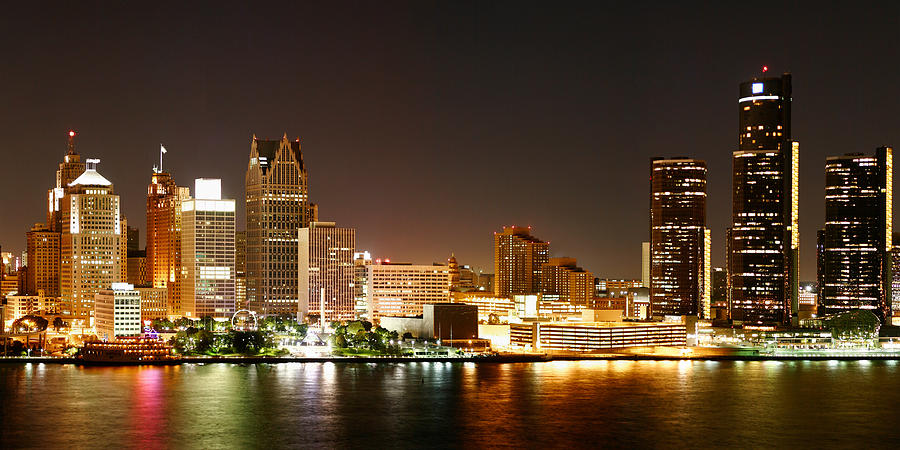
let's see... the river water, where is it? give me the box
[2,360,899,448]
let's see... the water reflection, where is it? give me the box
[3,361,900,447]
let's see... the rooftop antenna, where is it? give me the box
[66,130,77,155]
[159,144,168,172]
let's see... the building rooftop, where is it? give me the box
[68,169,112,187]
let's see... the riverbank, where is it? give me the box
[6,352,900,365]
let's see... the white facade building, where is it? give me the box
[181,179,236,319]
[94,283,142,341]
[298,222,356,323]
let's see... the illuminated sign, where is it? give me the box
[752,83,763,94]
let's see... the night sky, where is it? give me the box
[1,2,898,280]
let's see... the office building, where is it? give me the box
[298,222,356,323]
[493,226,549,297]
[798,282,817,312]
[595,279,642,298]
[820,148,892,321]
[892,236,900,322]
[514,293,585,320]
[135,286,168,323]
[539,257,594,304]
[126,250,148,286]
[25,223,60,297]
[245,134,312,317]
[729,73,799,324]
[94,283,142,341]
[650,157,710,317]
[126,226,140,252]
[626,287,651,319]
[60,160,126,322]
[4,294,58,322]
[641,242,650,288]
[181,179,236,319]
[367,262,451,321]
[235,231,246,311]
[353,251,372,320]
[146,169,191,317]
[47,131,86,232]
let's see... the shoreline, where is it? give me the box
[4,353,900,366]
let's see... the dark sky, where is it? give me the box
[1,1,898,280]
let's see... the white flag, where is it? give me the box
[160,145,167,154]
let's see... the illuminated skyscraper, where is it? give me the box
[649,158,710,317]
[181,179,236,319]
[25,223,60,297]
[298,222,356,322]
[245,134,311,317]
[493,226,549,297]
[60,160,126,322]
[146,169,190,317]
[729,73,799,325]
[821,148,892,321]
[891,234,900,321]
[47,131,86,232]
[235,231,246,311]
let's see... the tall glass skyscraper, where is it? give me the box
[820,148,892,322]
[650,158,710,318]
[245,134,312,317]
[728,73,799,325]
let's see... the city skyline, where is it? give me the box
[2,3,899,281]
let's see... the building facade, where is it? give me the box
[126,249,148,286]
[235,230,246,311]
[509,321,686,353]
[729,73,799,324]
[820,148,892,321]
[367,263,451,321]
[60,160,126,322]
[146,170,191,317]
[650,158,710,317]
[26,223,60,297]
[353,251,372,320]
[180,179,236,319]
[298,222,356,323]
[94,283,142,341]
[493,226,549,297]
[540,257,594,305]
[245,134,312,317]
[135,286,168,323]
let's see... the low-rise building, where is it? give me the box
[451,291,515,322]
[4,294,60,321]
[514,293,585,320]
[94,283,142,341]
[510,321,687,353]
[367,262,451,321]
[379,303,477,340]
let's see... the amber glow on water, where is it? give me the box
[3,361,899,447]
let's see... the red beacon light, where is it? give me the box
[68,130,76,137]
[762,66,769,73]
